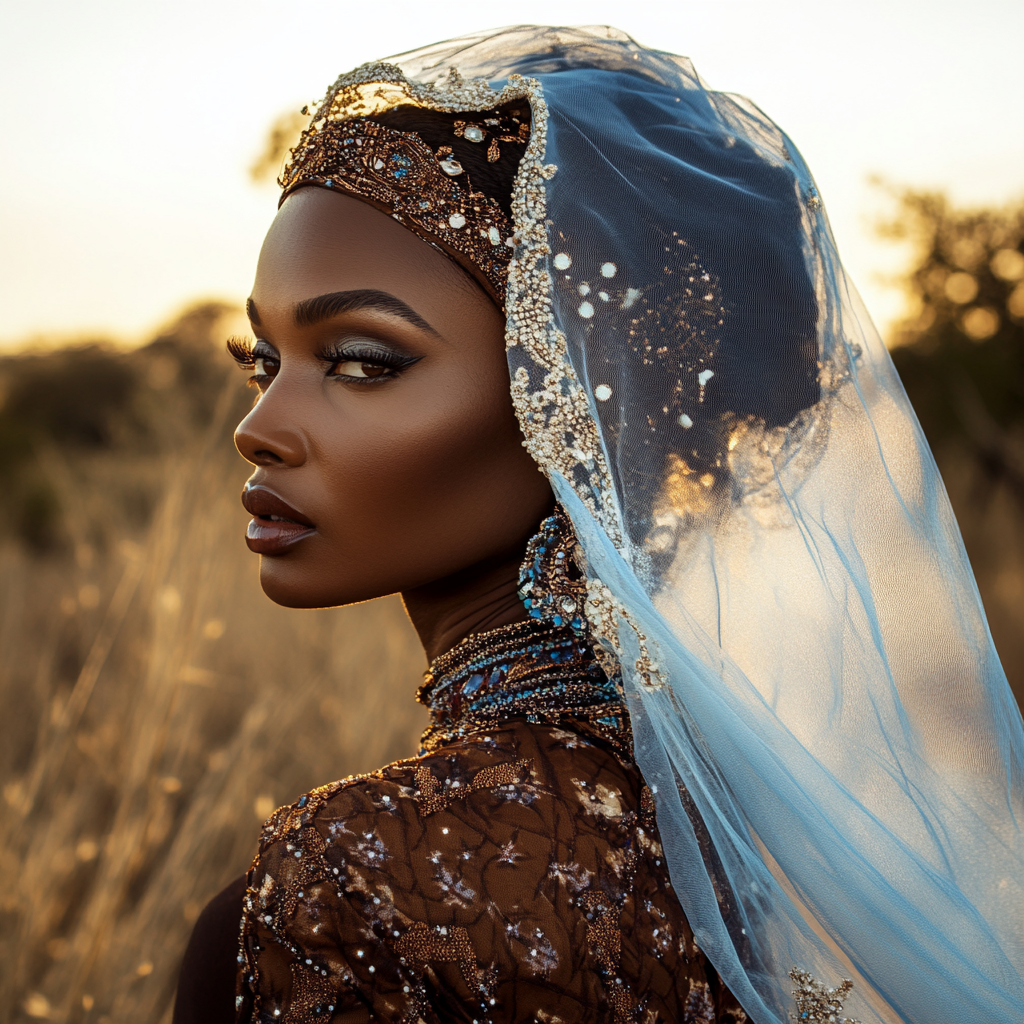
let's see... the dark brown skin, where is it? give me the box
[234,188,553,662]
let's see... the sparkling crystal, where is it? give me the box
[439,158,464,176]
[463,125,485,142]
[448,213,467,229]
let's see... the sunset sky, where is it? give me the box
[2,0,1023,348]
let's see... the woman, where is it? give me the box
[175,26,1024,1024]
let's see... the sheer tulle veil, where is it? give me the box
[304,26,1024,1023]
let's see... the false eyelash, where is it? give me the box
[226,336,256,368]
[315,343,421,372]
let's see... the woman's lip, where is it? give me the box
[245,517,316,555]
[241,485,315,527]
[241,485,316,555]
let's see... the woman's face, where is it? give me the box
[234,188,552,609]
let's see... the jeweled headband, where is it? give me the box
[279,115,526,306]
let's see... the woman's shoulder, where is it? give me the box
[253,718,639,863]
[238,724,688,1023]
[253,735,527,862]
[247,718,644,913]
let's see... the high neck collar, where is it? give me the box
[417,618,629,755]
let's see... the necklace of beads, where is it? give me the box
[417,618,629,755]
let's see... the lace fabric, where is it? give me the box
[294,25,1024,1024]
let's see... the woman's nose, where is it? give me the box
[234,388,307,468]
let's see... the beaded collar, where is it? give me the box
[417,619,630,756]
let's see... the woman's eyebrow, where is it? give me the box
[292,290,438,333]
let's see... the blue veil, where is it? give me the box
[314,26,1024,1023]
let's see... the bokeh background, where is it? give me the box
[2,2,1023,1021]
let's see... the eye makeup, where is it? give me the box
[227,336,422,388]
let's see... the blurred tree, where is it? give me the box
[879,188,1024,499]
[0,301,245,551]
[249,108,307,184]
[878,187,1024,702]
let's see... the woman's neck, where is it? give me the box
[401,550,528,664]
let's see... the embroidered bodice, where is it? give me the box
[235,620,747,1023]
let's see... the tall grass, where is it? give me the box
[2,303,1022,1024]
[0,373,426,1023]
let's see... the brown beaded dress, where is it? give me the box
[231,619,746,1023]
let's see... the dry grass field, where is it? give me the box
[1,251,1022,1021]
[0,318,427,1022]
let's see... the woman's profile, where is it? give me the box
[174,26,1024,1024]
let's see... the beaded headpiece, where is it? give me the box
[279,116,521,306]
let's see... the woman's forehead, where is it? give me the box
[252,189,481,322]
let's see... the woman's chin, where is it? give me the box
[256,556,387,610]
[254,555,320,609]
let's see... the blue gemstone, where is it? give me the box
[463,673,485,694]
[297,795,308,808]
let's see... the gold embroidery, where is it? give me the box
[393,921,490,1003]
[468,758,532,792]
[394,920,475,964]
[286,961,337,1024]
[579,890,637,1024]
[413,758,533,816]
[280,827,329,918]
[280,118,515,305]
[413,764,446,816]
[789,969,861,1024]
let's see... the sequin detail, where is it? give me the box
[280,117,514,304]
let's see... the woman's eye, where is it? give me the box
[254,356,278,377]
[331,360,391,379]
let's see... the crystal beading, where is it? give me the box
[280,117,515,305]
[417,619,628,756]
